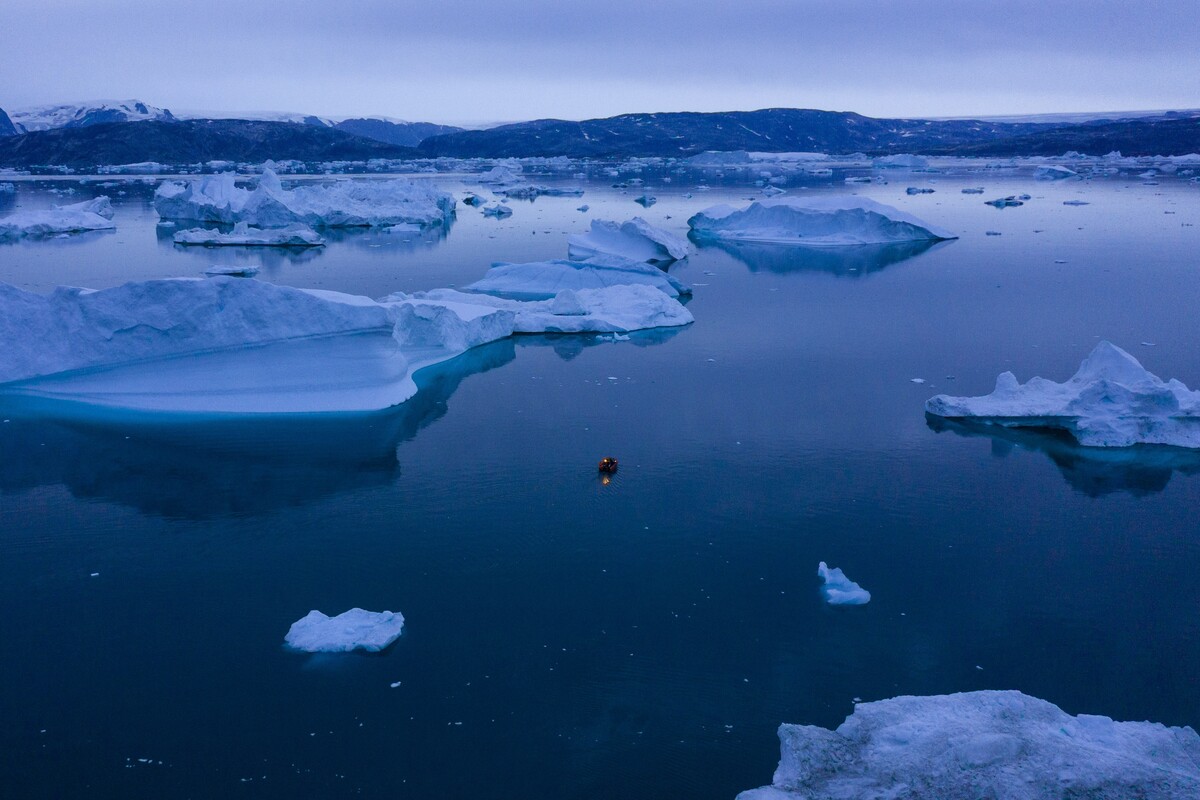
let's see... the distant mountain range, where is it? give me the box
[0,100,1197,166]
[0,120,416,168]
[416,108,1200,158]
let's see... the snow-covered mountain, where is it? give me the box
[8,100,175,133]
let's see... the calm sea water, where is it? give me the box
[1,167,1198,798]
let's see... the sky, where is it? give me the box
[2,0,1198,125]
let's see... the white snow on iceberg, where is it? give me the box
[284,608,405,653]
[173,222,325,247]
[0,196,115,240]
[687,197,956,247]
[154,169,455,228]
[925,341,1200,448]
[737,690,1200,800]
[817,562,870,605]
[462,256,691,300]
[567,218,689,264]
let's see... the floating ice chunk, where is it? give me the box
[985,196,1024,208]
[634,194,657,207]
[204,264,260,277]
[0,196,116,240]
[577,205,590,212]
[174,222,325,247]
[0,183,15,194]
[284,608,405,653]
[761,185,786,196]
[478,165,583,198]
[961,187,985,194]
[481,204,512,218]
[411,284,693,334]
[567,218,689,264]
[1035,165,1078,180]
[905,187,934,195]
[1062,199,1090,206]
[874,154,928,168]
[817,562,870,605]
[925,341,1200,448]
[154,169,455,228]
[737,690,1200,800]
[463,256,690,300]
[687,197,955,246]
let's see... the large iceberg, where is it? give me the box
[567,218,689,264]
[173,222,325,247]
[925,342,1200,448]
[0,196,115,240]
[462,256,691,300]
[154,169,455,228]
[738,690,1200,800]
[817,562,870,605]
[687,197,956,247]
[284,608,405,653]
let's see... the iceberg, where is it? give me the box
[173,222,325,247]
[154,169,455,228]
[1035,164,1079,180]
[905,187,934,195]
[961,187,985,194]
[0,196,115,240]
[687,197,956,247]
[406,284,693,334]
[284,608,405,653]
[478,165,583,199]
[462,256,691,300]
[874,154,929,168]
[566,218,689,264]
[925,341,1200,448]
[737,690,1200,800]
[481,204,513,218]
[204,265,260,277]
[985,196,1024,208]
[817,562,870,605]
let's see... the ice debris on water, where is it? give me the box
[925,341,1200,447]
[985,196,1024,208]
[688,197,955,246]
[284,608,405,653]
[737,690,1200,800]
[817,562,871,605]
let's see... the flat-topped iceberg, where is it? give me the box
[284,608,405,653]
[687,197,956,247]
[463,256,691,300]
[405,284,693,334]
[173,222,325,247]
[154,169,455,228]
[1035,164,1079,180]
[925,342,1200,448]
[567,217,689,264]
[817,562,870,605]
[0,196,115,240]
[738,690,1200,800]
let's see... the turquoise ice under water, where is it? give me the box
[1,168,1198,798]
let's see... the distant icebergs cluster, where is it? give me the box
[926,341,1200,448]
[0,196,115,240]
[738,690,1200,800]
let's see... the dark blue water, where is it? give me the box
[1,169,1199,798]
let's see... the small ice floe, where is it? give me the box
[204,264,260,278]
[985,196,1024,208]
[687,197,955,246]
[0,196,115,240]
[461,194,484,207]
[577,205,589,212]
[905,187,934,195]
[567,218,689,264]
[481,204,513,219]
[817,562,871,605]
[961,187,985,194]
[910,378,926,384]
[925,341,1200,447]
[1063,200,1090,206]
[634,194,657,207]
[737,690,1200,800]
[284,608,405,653]
[390,681,402,688]
[1054,259,1067,264]
[175,222,325,248]
[1034,165,1078,180]
[985,231,1002,236]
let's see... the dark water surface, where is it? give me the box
[1,169,1199,798]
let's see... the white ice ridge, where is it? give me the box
[737,690,1200,800]
[463,255,691,300]
[925,341,1200,448]
[687,197,956,246]
[817,562,871,605]
[154,169,455,228]
[0,196,115,240]
[567,218,690,264]
[173,222,325,247]
[284,608,405,653]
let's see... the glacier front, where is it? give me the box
[925,341,1200,448]
[738,690,1200,800]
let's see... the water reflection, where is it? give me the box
[518,325,686,362]
[691,238,946,276]
[926,415,1200,496]
[0,338,515,518]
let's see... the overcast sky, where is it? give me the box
[2,0,1197,124]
